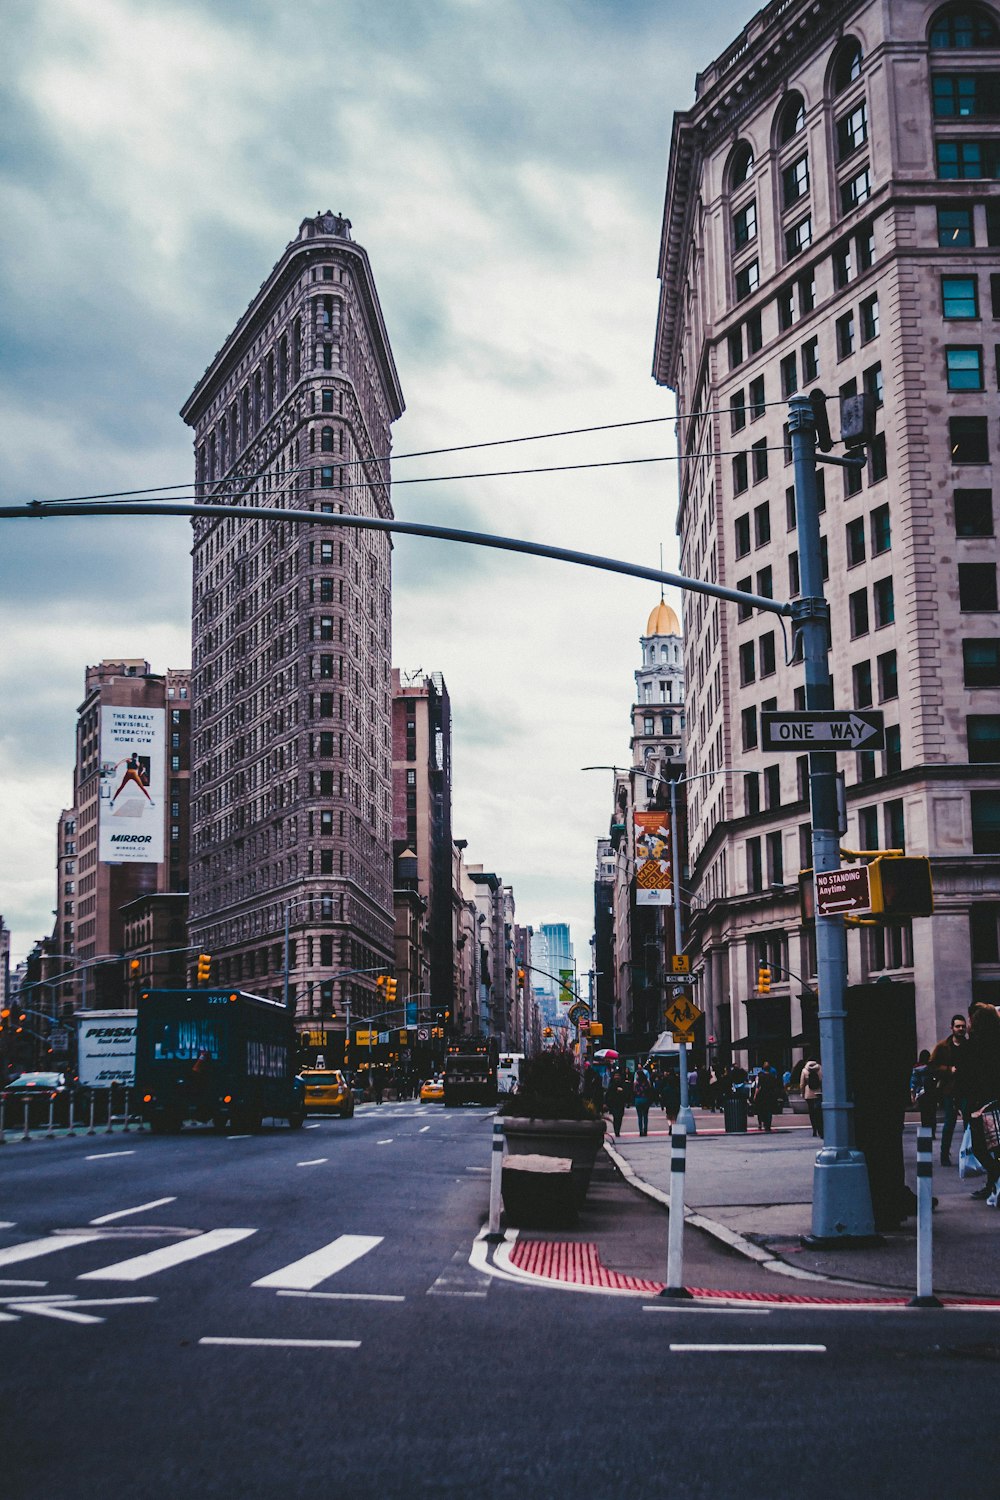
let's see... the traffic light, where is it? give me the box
[517,968,526,985]
[543,1026,553,1037]
[757,965,771,995]
[376,975,387,993]
[868,855,934,918]
[196,952,212,984]
[385,977,397,1005]
[130,959,141,974]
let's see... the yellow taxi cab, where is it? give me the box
[300,1068,355,1117]
[419,1076,445,1103]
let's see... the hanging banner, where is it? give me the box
[634,808,673,907]
[558,968,576,1005]
[98,706,165,864]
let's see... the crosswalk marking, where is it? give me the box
[90,1197,177,1225]
[252,1234,382,1291]
[0,1233,102,1268]
[78,1228,257,1282]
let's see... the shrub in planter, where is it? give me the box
[498,1048,598,1121]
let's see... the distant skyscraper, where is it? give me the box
[181,213,404,1026]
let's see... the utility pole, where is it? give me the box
[788,392,876,1244]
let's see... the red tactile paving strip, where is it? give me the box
[508,1240,1000,1306]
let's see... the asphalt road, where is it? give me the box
[2,1103,1000,1500]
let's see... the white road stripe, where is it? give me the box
[226,1135,251,1141]
[200,1337,359,1350]
[0,1278,47,1288]
[78,1228,256,1282]
[643,1306,772,1316]
[419,1126,430,1133]
[0,1233,101,1268]
[90,1197,177,1225]
[296,1158,328,1167]
[376,1139,393,1145]
[252,1233,383,1291]
[276,1290,405,1303]
[669,1343,826,1353]
[85,1151,135,1160]
[303,1123,322,1129]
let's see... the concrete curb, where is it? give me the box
[602,1138,889,1290]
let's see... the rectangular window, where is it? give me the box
[765,764,781,810]
[969,715,1000,762]
[752,438,769,483]
[788,549,800,596]
[874,575,895,627]
[730,390,747,432]
[837,102,868,160]
[754,501,771,547]
[950,416,990,463]
[767,830,784,886]
[802,336,819,383]
[799,270,817,313]
[756,565,773,599]
[942,275,979,318]
[778,286,796,330]
[971,904,1000,965]
[741,705,758,750]
[840,167,872,214]
[846,515,866,566]
[933,73,1000,118]
[786,486,797,531]
[744,772,760,816]
[960,562,999,610]
[859,805,879,852]
[860,295,879,342]
[946,346,985,390]
[747,312,763,354]
[735,259,760,301]
[739,640,756,685]
[878,649,899,701]
[321,389,335,412]
[735,513,751,557]
[936,139,1000,178]
[972,791,1000,853]
[833,239,854,288]
[733,200,757,247]
[737,578,753,622]
[747,836,763,893]
[759,631,776,676]
[955,488,994,535]
[780,352,798,397]
[322,344,334,370]
[782,154,810,206]
[729,326,745,369]
[853,659,873,708]
[871,503,891,554]
[993,275,1000,318]
[963,638,1000,685]
[864,362,884,408]
[836,311,856,358]
[796,754,809,801]
[884,724,902,775]
[749,374,766,419]
[849,587,870,636]
[884,798,905,852]
[785,217,812,258]
[868,433,888,484]
[938,204,975,246]
[733,451,749,494]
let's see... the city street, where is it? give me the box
[3,1104,1000,1499]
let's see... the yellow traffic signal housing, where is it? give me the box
[757,965,771,994]
[867,855,933,918]
[385,978,397,1005]
[196,953,212,984]
[376,975,387,992]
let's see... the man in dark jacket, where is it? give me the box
[929,1013,970,1166]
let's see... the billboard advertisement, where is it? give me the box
[634,808,673,907]
[98,705,165,864]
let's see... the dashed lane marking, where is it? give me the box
[90,1197,177,1224]
[85,1151,135,1160]
[296,1158,328,1167]
[252,1234,383,1291]
[78,1228,257,1282]
[669,1343,826,1353]
[200,1336,360,1350]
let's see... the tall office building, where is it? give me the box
[653,1,1000,1065]
[181,213,404,1024]
[53,659,190,1015]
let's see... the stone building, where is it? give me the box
[180,213,404,1025]
[653,1,1000,1066]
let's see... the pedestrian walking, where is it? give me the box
[751,1062,780,1132]
[958,1004,1000,1203]
[632,1063,652,1137]
[909,1049,938,1135]
[929,1013,971,1166]
[658,1066,681,1126]
[605,1068,629,1138]
[801,1058,823,1137]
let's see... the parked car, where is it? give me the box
[2,1071,72,1126]
[301,1068,355,1118]
[419,1077,445,1103]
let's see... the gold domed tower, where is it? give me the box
[632,596,685,776]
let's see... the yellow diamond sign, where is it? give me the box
[663,996,703,1033]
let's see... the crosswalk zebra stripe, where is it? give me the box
[252,1234,383,1291]
[0,1234,102,1268]
[78,1228,257,1282]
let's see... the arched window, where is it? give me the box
[776,91,806,144]
[832,38,864,93]
[321,426,335,452]
[728,141,754,190]
[930,5,1000,47]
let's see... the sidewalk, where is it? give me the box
[607,1107,1000,1299]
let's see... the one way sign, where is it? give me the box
[761,709,884,752]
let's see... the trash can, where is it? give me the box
[724,1093,748,1133]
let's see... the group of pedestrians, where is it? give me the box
[598,1061,684,1139]
[922,1005,1000,1206]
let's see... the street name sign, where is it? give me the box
[761,709,884,752]
[815,865,872,916]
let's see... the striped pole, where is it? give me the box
[87,1091,97,1136]
[487,1117,505,1240]
[909,1124,941,1308]
[44,1095,56,1140]
[660,1123,692,1299]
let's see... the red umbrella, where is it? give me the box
[593,1048,619,1060]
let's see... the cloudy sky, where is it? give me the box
[1,0,752,969]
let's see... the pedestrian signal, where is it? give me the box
[868,855,933,918]
[196,953,212,984]
[757,965,771,995]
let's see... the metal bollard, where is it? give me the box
[21,1098,32,1142]
[0,1094,6,1145]
[909,1124,942,1308]
[87,1091,97,1136]
[66,1092,76,1138]
[487,1117,505,1241]
[122,1087,131,1133]
[104,1085,115,1134]
[44,1095,57,1140]
[660,1123,692,1299]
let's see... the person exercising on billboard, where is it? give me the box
[111,751,153,805]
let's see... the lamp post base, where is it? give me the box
[807,1147,877,1242]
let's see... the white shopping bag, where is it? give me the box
[959,1124,985,1179]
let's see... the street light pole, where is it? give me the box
[788,393,875,1243]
